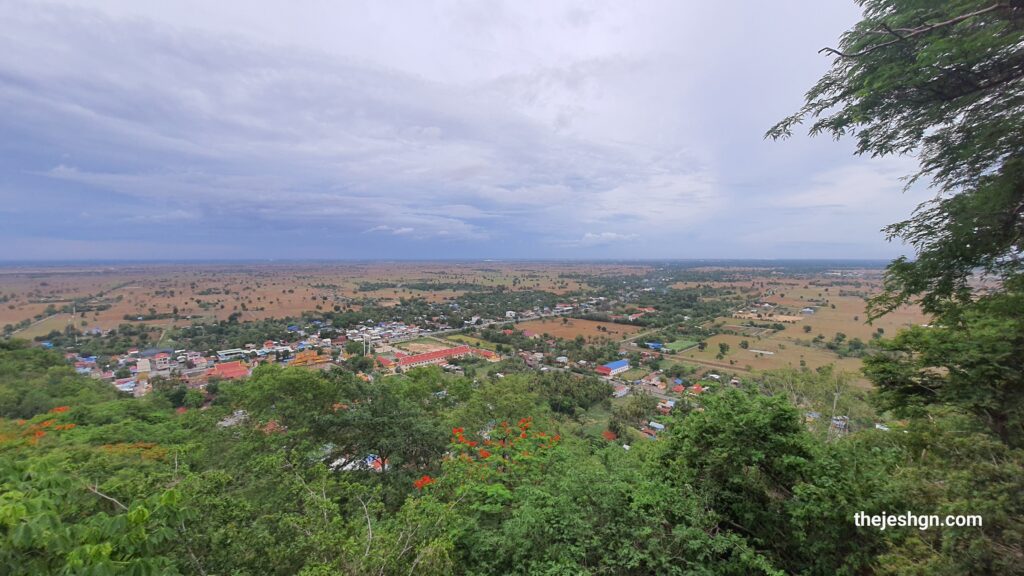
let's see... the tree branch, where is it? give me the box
[86,483,128,511]
[358,495,374,558]
[821,3,1014,59]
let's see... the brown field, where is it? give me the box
[0,261,650,337]
[516,317,643,341]
[671,271,931,387]
[393,339,452,354]
[2,263,930,390]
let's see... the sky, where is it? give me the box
[0,0,934,261]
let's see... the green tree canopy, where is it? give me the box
[769,0,1024,318]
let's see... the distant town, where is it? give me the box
[2,261,925,441]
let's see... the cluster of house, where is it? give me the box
[68,330,351,396]
[501,296,618,321]
[344,321,430,345]
[609,306,656,322]
[67,348,250,396]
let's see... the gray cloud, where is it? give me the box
[0,0,932,260]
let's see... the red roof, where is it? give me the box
[672,385,685,393]
[206,361,250,380]
[473,349,497,359]
[377,356,395,367]
[397,345,471,367]
[602,430,618,441]
[154,352,171,359]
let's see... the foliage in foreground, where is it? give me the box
[1,338,1022,574]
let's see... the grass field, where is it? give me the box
[620,367,648,381]
[445,334,498,351]
[666,339,698,351]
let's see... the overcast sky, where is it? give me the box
[0,0,932,261]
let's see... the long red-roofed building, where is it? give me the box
[397,345,472,369]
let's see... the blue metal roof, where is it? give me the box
[603,359,629,370]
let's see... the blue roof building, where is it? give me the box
[597,359,630,376]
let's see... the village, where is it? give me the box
[7,261,922,445]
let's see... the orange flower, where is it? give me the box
[478,449,491,459]
[40,420,56,428]
[15,419,25,426]
[33,430,46,438]
[467,441,478,447]
[49,406,70,414]
[413,475,434,490]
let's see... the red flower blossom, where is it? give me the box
[33,430,46,438]
[467,441,478,447]
[520,432,527,439]
[49,406,70,414]
[40,420,55,428]
[413,475,434,490]
[452,427,464,435]
[478,449,491,459]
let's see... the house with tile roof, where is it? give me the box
[206,361,250,381]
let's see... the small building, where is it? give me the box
[612,384,630,398]
[154,352,172,371]
[134,358,151,381]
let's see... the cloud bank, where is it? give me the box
[0,1,931,260]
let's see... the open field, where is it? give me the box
[0,261,653,335]
[516,317,643,341]
[665,339,698,351]
[444,334,499,351]
[1,262,931,390]
[392,338,452,354]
